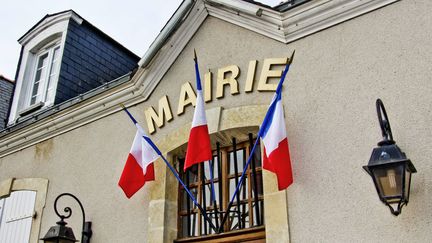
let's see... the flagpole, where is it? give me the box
[218,134,261,231]
[120,104,219,233]
[218,51,295,232]
[194,50,219,229]
[208,159,219,230]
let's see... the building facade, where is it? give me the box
[0,0,431,242]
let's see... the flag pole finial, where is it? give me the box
[119,103,126,109]
[193,49,197,62]
[288,50,295,65]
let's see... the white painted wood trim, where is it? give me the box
[18,11,83,45]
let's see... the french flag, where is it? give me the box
[259,55,294,190]
[118,122,160,198]
[184,51,212,171]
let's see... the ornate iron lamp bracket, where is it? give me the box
[54,193,93,243]
[376,98,395,145]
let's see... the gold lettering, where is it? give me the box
[204,71,212,102]
[177,82,197,115]
[145,95,173,134]
[244,60,257,93]
[216,65,240,99]
[257,58,288,91]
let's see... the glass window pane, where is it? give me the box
[37,54,48,69]
[404,168,411,199]
[240,177,248,201]
[45,85,55,102]
[241,202,250,228]
[204,183,220,207]
[187,165,199,183]
[181,189,189,211]
[237,149,245,172]
[190,187,198,210]
[52,46,60,60]
[31,82,39,97]
[254,172,263,197]
[373,166,403,198]
[229,178,237,199]
[34,69,42,83]
[212,155,219,179]
[229,211,240,230]
[31,53,48,105]
[178,135,264,239]
[203,161,210,180]
[228,151,234,174]
[254,145,262,167]
[193,213,199,237]
[45,47,60,102]
[181,215,189,237]
[0,198,4,226]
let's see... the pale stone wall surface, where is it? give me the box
[1,0,432,242]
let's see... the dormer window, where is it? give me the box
[30,42,61,106]
[8,10,139,125]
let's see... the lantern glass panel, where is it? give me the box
[372,165,404,200]
[404,168,412,200]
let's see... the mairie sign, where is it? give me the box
[145,57,290,134]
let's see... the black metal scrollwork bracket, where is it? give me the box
[376,98,395,146]
[54,193,93,243]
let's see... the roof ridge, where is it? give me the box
[0,74,15,83]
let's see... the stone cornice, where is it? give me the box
[205,0,400,43]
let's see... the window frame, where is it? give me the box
[28,40,62,108]
[177,134,264,241]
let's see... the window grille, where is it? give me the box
[177,133,264,239]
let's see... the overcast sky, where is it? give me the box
[0,0,282,79]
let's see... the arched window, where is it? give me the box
[176,133,265,242]
[15,33,64,118]
[29,40,61,106]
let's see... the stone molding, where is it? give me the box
[0,178,49,243]
[149,105,287,242]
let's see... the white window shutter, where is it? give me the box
[0,191,36,243]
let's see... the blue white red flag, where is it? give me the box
[184,51,212,171]
[119,122,160,198]
[259,55,294,190]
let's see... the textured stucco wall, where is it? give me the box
[280,1,432,242]
[0,0,432,242]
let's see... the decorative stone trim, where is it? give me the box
[205,0,400,43]
[151,105,286,242]
[0,178,49,243]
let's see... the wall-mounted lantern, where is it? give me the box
[363,99,417,216]
[41,193,92,243]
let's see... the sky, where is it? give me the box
[0,0,282,79]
